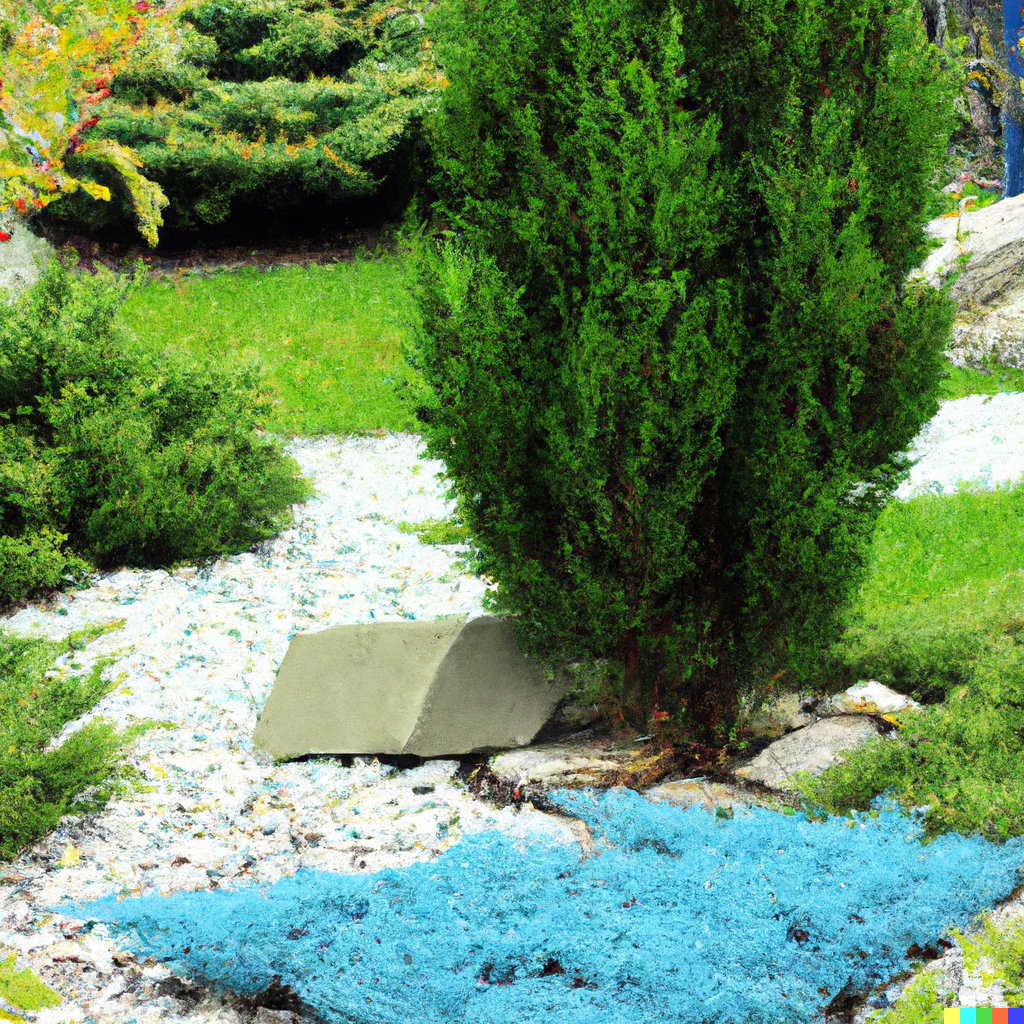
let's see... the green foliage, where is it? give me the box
[0,255,310,605]
[396,516,470,546]
[0,626,127,860]
[114,255,429,436]
[0,953,62,1013]
[411,0,958,742]
[800,480,1024,840]
[0,0,168,244]
[46,0,445,237]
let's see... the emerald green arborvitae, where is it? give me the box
[410,0,958,743]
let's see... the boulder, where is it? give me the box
[252,615,568,760]
[739,691,814,739]
[0,213,53,297]
[913,192,1024,308]
[816,680,919,718]
[911,193,1024,368]
[490,737,640,791]
[733,717,883,791]
[645,779,768,814]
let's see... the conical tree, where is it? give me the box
[410,0,958,745]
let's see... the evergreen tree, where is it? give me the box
[411,0,958,745]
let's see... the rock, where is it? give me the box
[490,736,640,791]
[645,779,768,813]
[913,192,1024,308]
[252,615,568,759]
[0,212,53,297]
[740,692,814,739]
[733,717,883,790]
[816,680,919,717]
[910,193,1024,369]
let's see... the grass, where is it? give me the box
[396,517,471,546]
[799,480,1024,839]
[0,954,62,1018]
[0,621,137,861]
[940,359,1024,401]
[114,253,432,437]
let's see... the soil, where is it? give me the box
[48,223,398,279]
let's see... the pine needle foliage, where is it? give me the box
[411,0,959,742]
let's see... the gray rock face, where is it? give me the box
[733,717,883,790]
[490,738,638,790]
[0,212,53,297]
[914,192,1024,308]
[252,615,568,760]
[911,193,1024,368]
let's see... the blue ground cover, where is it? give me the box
[67,789,1024,1023]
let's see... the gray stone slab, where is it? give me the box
[252,615,568,759]
[734,716,882,790]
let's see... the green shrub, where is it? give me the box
[411,0,957,744]
[44,0,444,238]
[0,255,310,603]
[0,626,128,860]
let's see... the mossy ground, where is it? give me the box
[0,953,61,1014]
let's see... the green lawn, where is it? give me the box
[115,253,430,437]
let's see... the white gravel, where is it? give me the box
[2,394,1024,1023]
[896,392,1024,499]
[0,433,580,1024]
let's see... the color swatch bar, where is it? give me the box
[944,1011,1024,1022]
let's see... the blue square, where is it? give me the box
[1007,1010,1024,1023]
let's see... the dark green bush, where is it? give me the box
[412,0,958,744]
[45,0,444,238]
[0,255,310,604]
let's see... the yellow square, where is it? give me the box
[944,1010,960,1024]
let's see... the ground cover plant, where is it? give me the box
[115,255,430,435]
[411,0,958,747]
[0,254,310,607]
[0,623,132,860]
[70,789,1024,1024]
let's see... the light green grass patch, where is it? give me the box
[396,518,471,546]
[0,953,61,1014]
[804,479,1024,838]
[115,254,431,437]
[940,361,1024,401]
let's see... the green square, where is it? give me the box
[977,1010,994,1024]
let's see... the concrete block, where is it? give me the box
[252,615,567,760]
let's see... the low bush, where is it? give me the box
[0,254,310,606]
[43,0,444,240]
[0,624,129,860]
